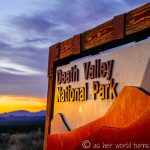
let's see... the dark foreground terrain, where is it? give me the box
[0,125,45,150]
[0,111,45,150]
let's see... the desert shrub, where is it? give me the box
[8,128,44,150]
[0,133,10,150]
[0,143,7,150]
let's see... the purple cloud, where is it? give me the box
[11,15,58,34]
[125,0,150,7]
[0,72,47,98]
[24,37,49,43]
[0,41,10,49]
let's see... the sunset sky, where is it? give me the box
[0,0,149,113]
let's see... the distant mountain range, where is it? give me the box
[0,110,46,126]
[0,110,46,117]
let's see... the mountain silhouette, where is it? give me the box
[0,110,46,125]
[0,117,5,120]
[0,110,46,117]
[47,86,150,150]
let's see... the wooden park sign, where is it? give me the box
[44,3,150,150]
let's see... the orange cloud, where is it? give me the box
[0,95,46,114]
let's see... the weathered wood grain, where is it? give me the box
[82,19,113,50]
[59,38,73,59]
[125,2,150,36]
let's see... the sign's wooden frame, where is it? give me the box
[44,3,150,150]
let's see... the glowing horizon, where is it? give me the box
[0,95,46,114]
